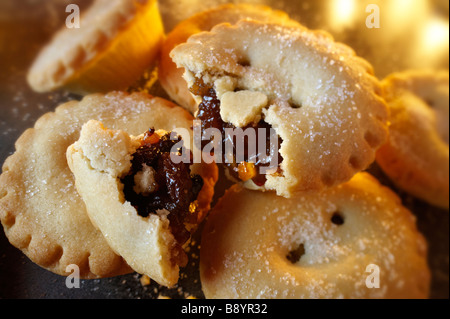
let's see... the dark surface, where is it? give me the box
[0,0,448,299]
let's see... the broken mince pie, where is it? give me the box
[67,120,217,287]
[171,20,389,197]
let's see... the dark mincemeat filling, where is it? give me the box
[121,129,204,266]
[192,79,283,186]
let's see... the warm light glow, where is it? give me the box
[385,0,430,35]
[329,0,357,30]
[422,17,450,52]
[411,15,450,68]
[389,0,420,18]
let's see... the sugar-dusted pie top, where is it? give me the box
[200,173,430,299]
[171,20,389,196]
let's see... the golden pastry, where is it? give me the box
[27,0,164,94]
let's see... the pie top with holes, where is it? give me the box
[199,173,430,299]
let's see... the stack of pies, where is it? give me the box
[2,1,447,299]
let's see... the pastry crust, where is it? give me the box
[376,70,449,209]
[0,91,217,279]
[27,0,164,94]
[159,3,300,114]
[171,20,389,197]
[67,121,217,287]
[200,173,430,299]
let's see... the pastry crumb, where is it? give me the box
[220,90,268,127]
[140,274,151,286]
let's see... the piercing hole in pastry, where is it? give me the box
[121,128,204,267]
[192,78,284,188]
[331,211,345,226]
[237,57,251,68]
[286,243,305,264]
